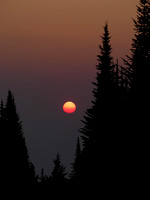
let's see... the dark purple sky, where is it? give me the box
[0,0,138,174]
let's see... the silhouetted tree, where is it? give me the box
[0,100,4,119]
[123,0,150,98]
[47,153,68,197]
[74,23,119,196]
[0,100,6,136]
[122,0,150,193]
[122,0,150,136]
[70,137,81,180]
[0,91,36,195]
[80,23,115,146]
[72,20,142,197]
[51,153,67,181]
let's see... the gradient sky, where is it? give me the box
[0,0,139,174]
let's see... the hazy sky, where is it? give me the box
[0,0,139,174]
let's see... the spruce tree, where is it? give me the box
[0,100,4,120]
[51,153,67,182]
[70,137,81,180]
[0,100,6,136]
[1,91,36,193]
[123,0,150,98]
[0,100,7,186]
[122,0,150,195]
[76,23,118,194]
[80,23,115,148]
[122,0,150,144]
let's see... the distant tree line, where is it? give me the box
[0,0,149,198]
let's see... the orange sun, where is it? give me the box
[63,101,76,114]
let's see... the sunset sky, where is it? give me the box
[0,0,139,174]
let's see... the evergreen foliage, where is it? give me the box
[80,23,115,147]
[70,0,150,196]
[0,91,36,194]
[51,153,67,181]
[77,23,118,191]
[0,0,149,198]
[122,0,150,191]
[70,137,81,180]
[123,0,150,97]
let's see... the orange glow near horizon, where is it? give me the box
[63,101,76,114]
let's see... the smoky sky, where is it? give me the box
[0,0,138,174]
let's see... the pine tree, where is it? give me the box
[123,0,150,98]
[95,23,114,101]
[122,1,150,195]
[80,23,114,148]
[0,100,4,120]
[122,0,150,144]
[70,137,81,180]
[75,23,119,195]
[1,91,36,193]
[0,100,6,135]
[51,153,67,182]
[0,100,7,187]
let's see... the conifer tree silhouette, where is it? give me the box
[49,153,68,197]
[51,153,67,182]
[70,22,138,197]
[0,91,36,195]
[73,23,118,195]
[0,100,4,119]
[70,137,81,180]
[122,0,150,136]
[122,0,150,194]
[80,23,115,146]
[123,0,150,99]
[0,100,6,136]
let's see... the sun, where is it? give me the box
[63,101,76,114]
